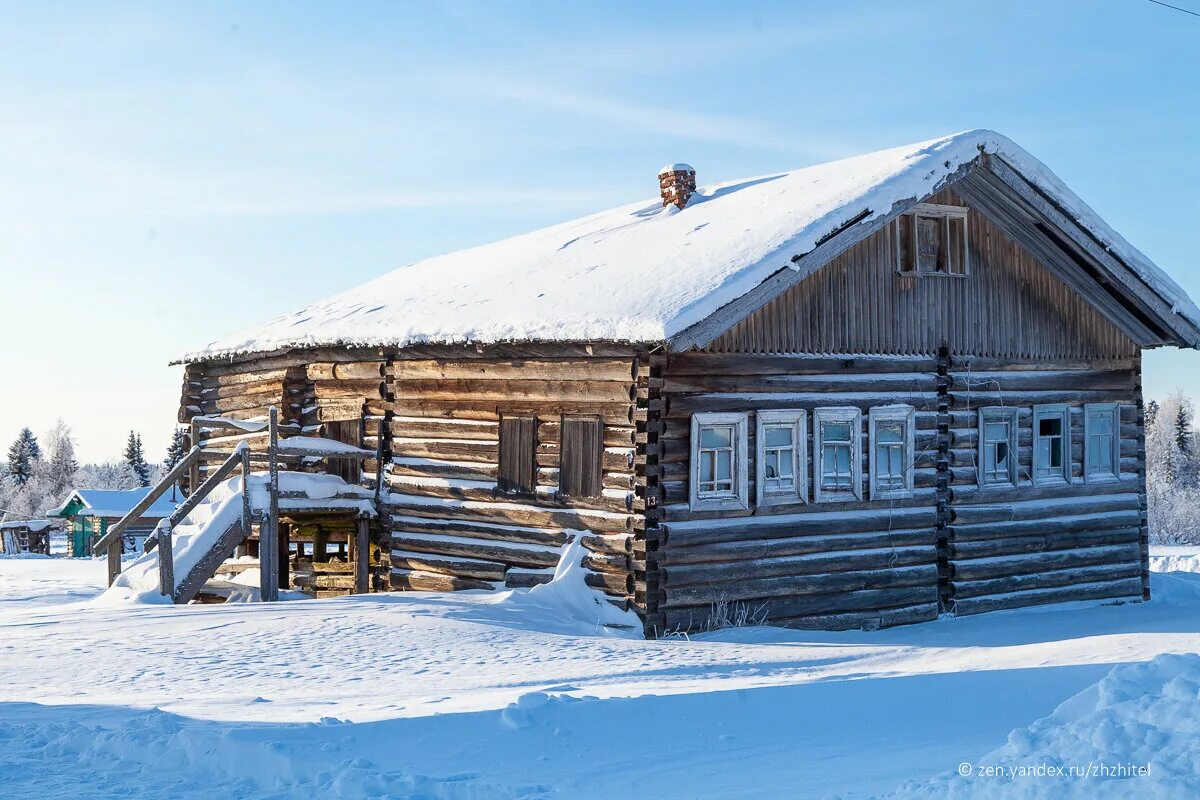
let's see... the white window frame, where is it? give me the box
[813,407,863,502]
[1032,404,1070,485]
[756,410,808,507]
[868,405,915,500]
[689,412,749,512]
[1084,403,1121,483]
[977,407,1019,488]
[895,202,970,276]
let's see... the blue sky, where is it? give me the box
[1,0,1197,462]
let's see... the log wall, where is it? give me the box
[656,353,942,631]
[378,350,643,610]
[655,353,1147,631]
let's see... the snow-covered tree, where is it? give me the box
[42,419,79,501]
[6,428,41,485]
[164,427,188,471]
[1146,391,1200,545]
[77,462,141,491]
[122,431,151,487]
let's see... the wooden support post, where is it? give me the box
[278,521,291,591]
[158,522,174,599]
[106,540,122,587]
[313,527,328,563]
[354,513,370,595]
[260,406,280,602]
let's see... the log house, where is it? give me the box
[171,131,1200,635]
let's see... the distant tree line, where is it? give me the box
[1146,391,1200,545]
[0,422,186,522]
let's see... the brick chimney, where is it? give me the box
[658,163,696,209]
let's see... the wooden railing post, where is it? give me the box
[259,406,280,602]
[354,513,370,594]
[240,446,252,537]
[188,418,200,496]
[158,522,174,598]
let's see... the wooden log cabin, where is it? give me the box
[173,130,1200,635]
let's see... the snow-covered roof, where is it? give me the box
[185,130,1200,362]
[0,520,53,531]
[50,488,181,519]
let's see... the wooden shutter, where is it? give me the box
[499,415,537,495]
[559,416,602,498]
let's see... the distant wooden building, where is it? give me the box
[0,520,52,555]
[168,130,1199,635]
[52,488,180,557]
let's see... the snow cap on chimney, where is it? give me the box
[658,163,696,209]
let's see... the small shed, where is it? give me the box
[0,520,53,555]
[51,488,181,557]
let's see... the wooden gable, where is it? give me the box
[704,187,1139,361]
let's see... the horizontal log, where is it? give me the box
[387,492,633,533]
[662,373,938,395]
[663,506,936,548]
[505,568,554,588]
[200,368,288,388]
[662,564,936,607]
[768,602,938,632]
[948,509,1143,542]
[948,543,1142,581]
[948,369,1135,392]
[662,586,938,629]
[667,392,939,416]
[307,362,385,381]
[389,459,497,481]
[384,401,634,427]
[386,514,567,546]
[664,544,935,587]
[390,358,635,382]
[580,533,634,556]
[390,534,561,569]
[389,417,499,441]
[585,569,634,596]
[390,378,633,404]
[389,549,507,581]
[666,353,937,376]
[950,577,1142,616]
[950,561,1141,599]
[949,477,1141,505]
[391,438,497,463]
[312,380,387,399]
[389,568,495,592]
[948,527,1141,560]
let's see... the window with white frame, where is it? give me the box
[895,203,969,275]
[869,406,914,499]
[1033,404,1070,484]
[689,412,749,511]
[756,410,808,507]
[1084,403,1120,482]
[977,407,1019,487]
[813,407,862,502]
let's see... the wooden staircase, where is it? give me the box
[97,407,375,604]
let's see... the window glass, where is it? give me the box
[1034,408,1067,481]
[698,424,735,495]
[875,421,905,489]
[762,424,795,492]
[820,420,854,490]
[1086,407,1117,479]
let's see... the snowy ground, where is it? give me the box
[0,550,1198,799]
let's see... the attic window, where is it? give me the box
[896,203,969,275]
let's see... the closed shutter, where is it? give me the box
[499,415,537,495]
[560,416,602,498]
[323,419,363,485]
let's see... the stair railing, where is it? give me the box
[156,441,251,598]
[95,446,203,586]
